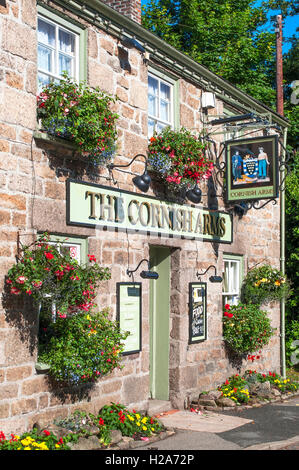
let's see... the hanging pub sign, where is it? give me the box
[66,179,233,244]
[225,135,279,203]
[188,282,207,343]
[117,282,142,355]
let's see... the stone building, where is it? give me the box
[0,0,288,433]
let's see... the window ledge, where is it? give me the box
[33,128,79,152]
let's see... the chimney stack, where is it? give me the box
[101,0,142,24]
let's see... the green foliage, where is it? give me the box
[241,264,291,305]
[142,0,276,106]
[38,309,129,385]
[285,319,299,367]
[6,233,111,316]
[147,127,213,190]
[97,403,164,444]
[244,369,298,392]
[223,303,274,354]
[37,72,119,166]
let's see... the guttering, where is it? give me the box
[280,127,287,379]
[49,0,289,129]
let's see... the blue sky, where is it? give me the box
[141,1,298,53]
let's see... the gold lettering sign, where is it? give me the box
[67,180,233,243]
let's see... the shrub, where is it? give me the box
[37,72,119,166]
[223,303,274,355]
[0,428,76,450]
[241,264,291,305]
[218,374,250,403]
[285,319,299,368]
[38,309,129,385]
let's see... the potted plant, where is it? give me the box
[37,73,119,166]
[6,233,111,316]
[147,127,213,195]
[241,264,291,305]
[223,303,275,356]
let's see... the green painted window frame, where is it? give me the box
[148,66,180,135]
[222,253,244,306]
[40,233,88,265]
[37,4,87,83]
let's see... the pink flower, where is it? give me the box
[16,276,27,284]
[11,287,21,295]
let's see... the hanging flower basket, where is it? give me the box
[37,73,119,166]
[6,233,111,316]
[147,127,214,194]
[241,264,291,305]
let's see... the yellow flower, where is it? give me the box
[141,417,148,424]
[23,446,31,450]
[135,413,140,420]
[142,426,147,431]
[151,428,155,432]
[128,415,134,421]
[274,280,281,286]
[21,439,30,446]
[86,315,91,320]
[136,422,141,427]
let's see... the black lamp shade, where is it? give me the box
[133,172,151,193]
[186,185,202,204]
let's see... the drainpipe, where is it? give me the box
[280,127,287,379]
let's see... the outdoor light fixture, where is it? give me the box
[121,35,146,54]
[127,259,159,280]
[196,265,223,283]
[186,184,202,204]
[210,113,255,126]
[201,92,216,110]
[108,154,151,193]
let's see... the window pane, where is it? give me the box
[160,82,170,101]
[157,122,167,133]
[148,76,158,96]
[38,18,55,46]
[148,94,157,117]
[160,99,169,122]
[59,53,72,75]
[59,29,75,54]
[231,262,239,292]
[38,44,53,72]
[38,72,52,92]
[148,118,155,138]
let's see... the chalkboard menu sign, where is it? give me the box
[117,282,142,355]
[189,282,207,343]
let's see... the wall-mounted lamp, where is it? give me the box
[186,184,202,204]
[197,265,223,283]
[121,35,145,53]
[201,92,216,110]
[127,259,159,280]
[108,154,151,193]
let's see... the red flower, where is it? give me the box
[45,252,54,260]
[224,304,230,310]
[225,379,229,385]
[43,430,51,436]
[99,418,105,426]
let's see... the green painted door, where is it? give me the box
[149,246,171,400]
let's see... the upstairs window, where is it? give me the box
[38,15,78,90]
[148,72,174,138]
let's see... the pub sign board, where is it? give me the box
[117,282,142,355]
[189,282,207,343]
[66,179,233,244]
[225,135,279,203]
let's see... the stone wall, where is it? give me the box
[0,0,281,433]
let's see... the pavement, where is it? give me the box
[137,395,299,451]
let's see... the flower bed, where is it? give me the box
[191,370,299,411]
[0,405,167,451]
